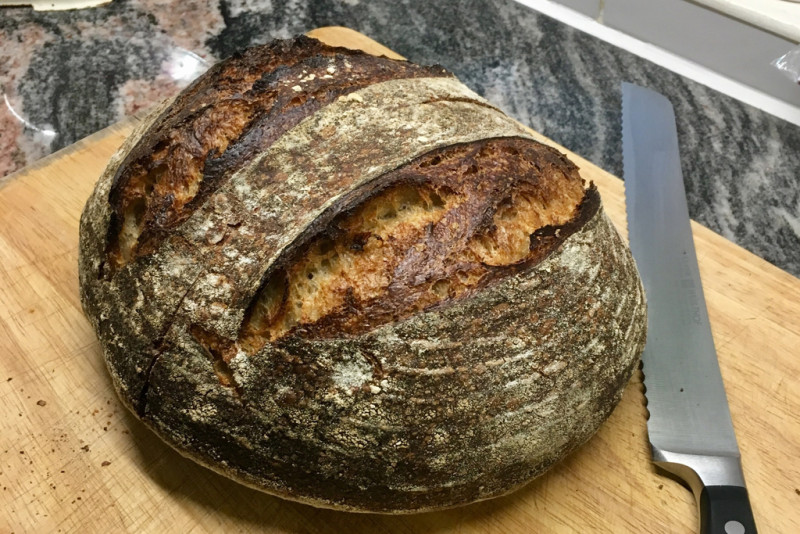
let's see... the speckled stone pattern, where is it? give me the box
[2,0,799,278]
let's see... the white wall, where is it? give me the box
[602,0,799,107]
[530,0,800,111]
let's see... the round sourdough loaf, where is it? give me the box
[79,36,646,513]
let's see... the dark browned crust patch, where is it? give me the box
[103,36,452,276]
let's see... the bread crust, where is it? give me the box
[79,37,646,513]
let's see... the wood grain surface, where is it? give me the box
[1,27,798,534]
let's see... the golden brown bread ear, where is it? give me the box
[78,35,646,513]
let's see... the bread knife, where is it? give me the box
[621,82,757,534]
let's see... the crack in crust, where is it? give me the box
[137,270,204,416]
[102,36,451,277]
[419,96,502,112]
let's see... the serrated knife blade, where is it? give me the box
[621,82,757,534]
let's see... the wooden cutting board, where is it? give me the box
[1,27,798,534]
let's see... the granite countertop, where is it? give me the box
[1,0,799,278]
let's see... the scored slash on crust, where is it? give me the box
[101,36,452,279]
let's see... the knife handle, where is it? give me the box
[700,485,757,534]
